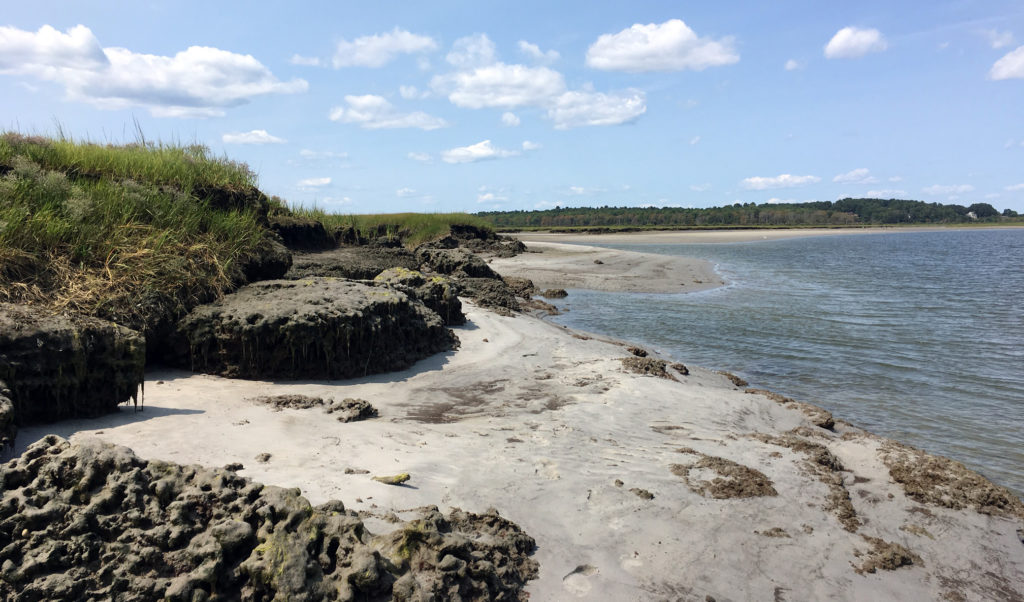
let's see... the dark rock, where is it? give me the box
[374,268,465,326]
[417,248,499,279]
[457,278,521,315]
[269,215,336,251]
[540,289,568,299]
[520,298,561,316]
[502,276,537,298]
[0,436,538,601]
[671,362,690,376]
[238,232,292,282]
[170,278,457,380]
[0,304,145,425]
[620,357,676,381]
[0,381,14,452]
[333,225,367,246]
[286,247,419,280]
[593,259,604,265]
[627,346,648,357]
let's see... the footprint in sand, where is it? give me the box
[534,458,560,480]
[562,564,599,596]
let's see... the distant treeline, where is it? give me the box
[479,198,1021,229]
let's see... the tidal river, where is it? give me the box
[550,228,1024,497]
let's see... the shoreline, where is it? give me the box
[13,246,1024,599]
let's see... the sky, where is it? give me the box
[2,1,1024,214]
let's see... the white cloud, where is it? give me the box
[441,140,519,164]
[332,28,437,68]
[446,34,497,69]
[547,89,646,129]
[889,176,903,182]
[290,54,320,66]
[396,187,416,197]
[586,19,739,72]
[321,196,354,207]
[0,24,307,118]
[833,168,878,184]
[433,63,565,109]
[297,177,331,189]
[690,183,711,192]
[923,184,974,195]
[522,140,541,151]
[982,29,1015,49]
[299,149,348,160]
[399,85,429,99]
[518,40,559,64]
[824,27,888,59]
[408,151,432,162]
[328,94,448,130]
[689,135,701,145]
[866,189,907,197]
[565,185,605,196]
[784,59,802,71]
[741,174,821,190]
[765,198,796,204]
[1004,183,1024,191]
[990,46,1024,80]
[222,129,286,144]
[477,191,508,203]
[501,111,521,127]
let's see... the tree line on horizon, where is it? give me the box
[478,198,1021,229]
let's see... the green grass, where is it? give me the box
[287,206,494,247]
[0,132,265,330]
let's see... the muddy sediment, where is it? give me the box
[0,436,538,600]
[169,278,457,380]
[0,304,144,427]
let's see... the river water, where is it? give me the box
[548,229,1024,497]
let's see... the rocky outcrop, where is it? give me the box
[170,278,457,380]
[421,225,526,258]
[417,248,500,280]
[286,247,420,280]
[238,232,292,282]
[502,276,537,298]
[268,215,336,251]
[0,436,538,601]
[0,304,144,425]
[374,268,465,326]
[456,278,521,315]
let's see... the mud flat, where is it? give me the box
[489,241,721,294]
[15,300,1024,600]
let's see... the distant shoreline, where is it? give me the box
[506,225,1024,245]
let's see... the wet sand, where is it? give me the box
[16,297,1024,600]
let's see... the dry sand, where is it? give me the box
[15,295,1024,600]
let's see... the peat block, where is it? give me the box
[286,247,419,280]
[417,248,499,279]
[268,214,336,251]
[171,278,457,379]
[457,278,521,314]
[0,304,144,425]
[0,435,538,601]
[374,267,466,326]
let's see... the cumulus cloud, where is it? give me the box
[1005,183,1024,191]
[290,54,321,66]
[765,198,796,204]
[433,63,565,109]
[586,19,739,72]
[328,95,448,130]
[332,28,437,68]
[784,59,802,71]
[297,177,331,189]
[923,184,974,195]
[546,89,646,129]
[396,187,417,197]
[222,129,286,144]
[833,168,878,184]
[741,174,820,190]
[501,111,521,126]
[982,29,1015,49]
[477,191,508,203]
[990,46,1024,80]
[441,140,519,164]
[518,40,559,64]
[866,189,907,198]
[824,27,888,59]
[0,24,307,118]
[407,151,432,162]
[521,140,541,150]
[398,85,430,99]
[446,34,497,69]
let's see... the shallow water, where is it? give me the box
[549,229,1024,497]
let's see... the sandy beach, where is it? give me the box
[14,245,1024,599]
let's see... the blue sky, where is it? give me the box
[3,1,1024,213]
